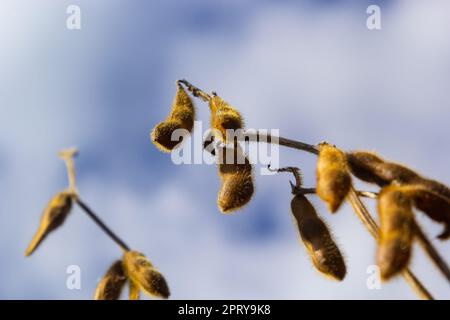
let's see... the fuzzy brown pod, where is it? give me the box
[94,260,127,300]
[25,191,73,256]
[209,95,243,142]
[316,143,351,213]
[291,193,346,281]
[151,84,195,152]
[123,251,170,299]
[377,185,415,280]
[216,143,254,213]
[396,185,450,240]
[346,151,450,200]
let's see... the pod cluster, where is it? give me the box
[314,145,450,281]
[94,251,170,300]
[346,151,450,279]
[151,83,254,213]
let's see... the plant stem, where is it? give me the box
[178,79,212,102]
[250,131,319,155]
[295,187,378,199]
[414,222,450,282]
[59,147,79,194]
[347,187,433,300]
[76,198,130,252]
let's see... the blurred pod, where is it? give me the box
[291,194,346,281]
[398,185,450,240]
[377,185,414,280]
[316,143,351,213]
[123,251,170,299]
[216,143,254,213]
[25,191,73,256]
[94,260,127,300]
[347,151,450,200]
[151,84,195,152]
[129,281,140,300]
[209,95,243,142]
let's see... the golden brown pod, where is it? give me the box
[123,251,170,299]
[151,84,195,152]
[94,260,127,300]
[377,185,414,280]
[216,144,254,213]
[25,191,73,256]
[398,185,450,240]
[291,194,346,281]
[209,95,243,142]
[129,281,140,300]
[347,151,450,201]
[316,143,351,213]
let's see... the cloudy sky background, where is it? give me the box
[1,0,450,299]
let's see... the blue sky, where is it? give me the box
[1,0,450,299]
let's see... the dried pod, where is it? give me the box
[398,185,450,240]
[216,144,254,213]
[209,95,243,142]
[346,151,420,186]
[414,178,450,202]
[129,281,140,300]
[94,260,127,300]
[347,151,450,201]
[377,185,414,280]
[123,251,170,299]
[151,84,195,152]
[25,191,73,256]
[316,143,351,213]
[291,194,346,281]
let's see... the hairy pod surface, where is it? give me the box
[94,260,127,300]
[377,185,414,280]
[123,251,170,299]
[291,194,346,281]
[316,143,351,213]
[398,185,450,240]
[216,144,254,213]
[209,95,243,142]
[347,151,450,201]
[151,85,195,152]
[25,191,73,256]
[347,151,420,186]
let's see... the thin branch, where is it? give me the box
[76,198,130,252]
[357,190,378,199]
[59,147,79,194]
[268,165,303,190]
[177,79,212,102]
[247,131,319,155]
[414,222,450,283]
[58,148,130,252]
[347,187,433,300]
